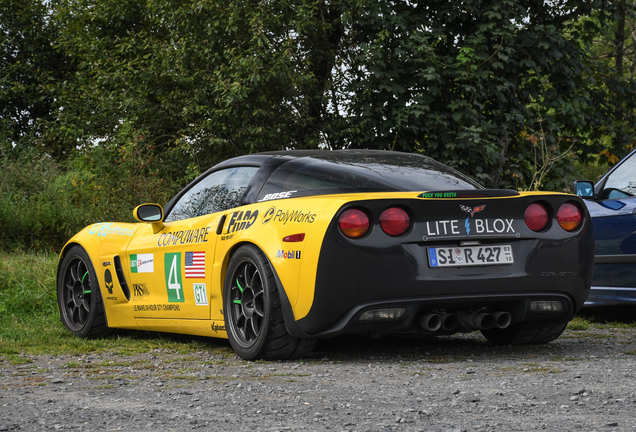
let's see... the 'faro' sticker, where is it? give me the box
[225,210,258,234]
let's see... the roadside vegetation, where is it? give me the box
[0,251,633,362]
[3,0,636,253]
[0,251,233,361]
[2,1,636,357]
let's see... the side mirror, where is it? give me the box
[573,180,594,198]
[133,204,164,233]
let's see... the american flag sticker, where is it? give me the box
[185,251,205,279]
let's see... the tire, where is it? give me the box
[57,246,110,338]
[223,245,315,360]
[481,321,568,345]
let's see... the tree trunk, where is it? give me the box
[616,0,626,77]
[489,133,510,188]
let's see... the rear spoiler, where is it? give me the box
[419,189,520,199]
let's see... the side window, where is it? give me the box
[602,154,636,199]
[166,167,258,222]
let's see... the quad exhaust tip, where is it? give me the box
[492,311,512,329]
[419,313,442,332]
[418,311,511,333]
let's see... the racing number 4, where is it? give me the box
[164,253,185,302]
[168,256,181,300]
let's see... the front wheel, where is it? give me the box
[223,245,315,360]
[481,321,568,345]
[57,246,110,338]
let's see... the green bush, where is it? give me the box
[0,124,195,252]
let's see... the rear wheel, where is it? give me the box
[57,246,110,337]
[481,321,568,345]
[223,245,315,360]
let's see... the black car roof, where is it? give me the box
[164,149,484,218]
[214,149,437,169]
[212,149,482,191]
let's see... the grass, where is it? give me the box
[2,250,636,361]
[566,317,591,331]
[0,250,58,318]
[0,251,233,359]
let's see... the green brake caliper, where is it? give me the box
[81,271,91,294]
[234,279,243,304]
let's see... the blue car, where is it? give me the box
[574,148,636,306]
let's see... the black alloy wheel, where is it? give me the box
[228,258,265,345]
[57,246,109,337]
[223,245,316,360]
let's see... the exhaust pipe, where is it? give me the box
[459,311,496,330]
[419,313,442,332]
[469,313,496,330]
[492,311,512,329]
[440,313,459,331]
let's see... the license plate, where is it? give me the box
[428,245,513,267]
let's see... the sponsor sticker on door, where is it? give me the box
[130,254,154,273]
[193,283,208,306]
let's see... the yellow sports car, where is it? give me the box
[57,150,594,360]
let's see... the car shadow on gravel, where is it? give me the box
[310,332,555,363]
[102,315,633,363]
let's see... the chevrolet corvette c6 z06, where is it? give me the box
[57,150,594,360]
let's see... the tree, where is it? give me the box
[572,1,636,166]
[0,0,74,158]
[342,0,636,189]
[54,0,349,169]
[13,0,636,190]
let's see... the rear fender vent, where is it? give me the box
[113,255,131,301]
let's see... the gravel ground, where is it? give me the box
[1,327,636,432]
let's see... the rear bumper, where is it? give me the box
[310,292,575,338]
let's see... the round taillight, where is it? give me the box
[339,209,370,239]
[380,207,410,236]
[524,203,549,232]
[557,203,582,231]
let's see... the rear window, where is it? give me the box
[257,152,482,201]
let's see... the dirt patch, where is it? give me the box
[2,328,635,431]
